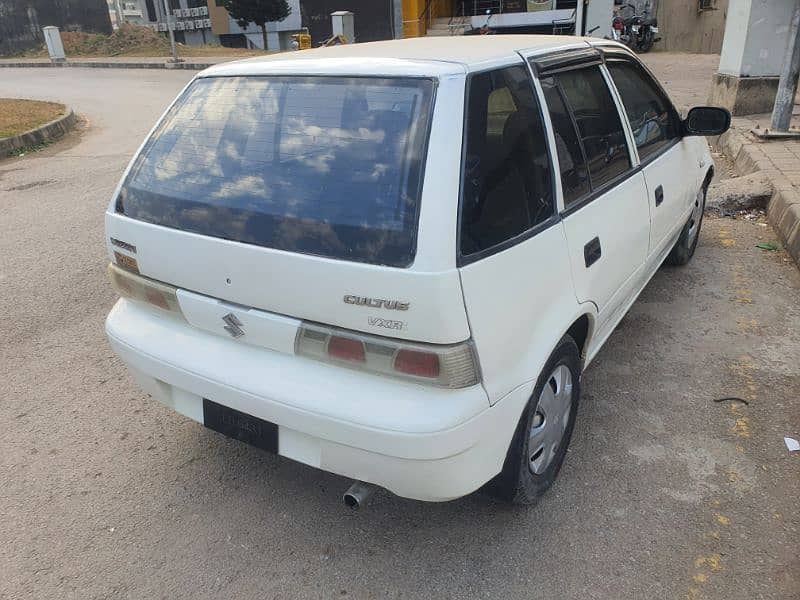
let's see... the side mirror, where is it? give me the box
[683,106,731,136]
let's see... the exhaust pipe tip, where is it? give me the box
[343,481,376,510]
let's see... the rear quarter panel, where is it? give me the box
[459,223,592,405]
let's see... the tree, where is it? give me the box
[219,0,291,52]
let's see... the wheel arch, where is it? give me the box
[565,312,594,366]
[703,165,715,191]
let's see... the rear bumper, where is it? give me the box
[106,299,526,501]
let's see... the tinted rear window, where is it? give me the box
[116,76,435,267]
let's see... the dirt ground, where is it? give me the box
[0,56,798,600]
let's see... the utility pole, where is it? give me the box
[770,0,800,132]
[162,0,181,63]
[392,0,403,39]
[113,0,124,28]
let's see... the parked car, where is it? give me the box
[104,37,730,506]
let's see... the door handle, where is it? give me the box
[584,237,602,268]
[655,185,664,207]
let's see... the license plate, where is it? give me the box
[203,398,278,453]
[651,26,659,32]
[631,25,640,32]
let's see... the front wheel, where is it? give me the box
[666,186,705,266]
[636,29,655,52]
[487,335,581,505]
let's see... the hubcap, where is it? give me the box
[687,189,704,244]
[528,364,573,475]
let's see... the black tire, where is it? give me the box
[486,335,581,505]
[665,185,706,266]
[636,29,654,53]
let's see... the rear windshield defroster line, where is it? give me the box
[116,75,436,267]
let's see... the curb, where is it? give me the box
[0,106,77,156]
[713,127,800,267]
[0,60,215,70]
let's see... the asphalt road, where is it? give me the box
[1,57,799,600]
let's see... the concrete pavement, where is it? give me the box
[0,60,798,600]
[714,113,800,267]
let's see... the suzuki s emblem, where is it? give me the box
[222,313,244,338]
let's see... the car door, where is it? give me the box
[535,57,650,334]
[603,54,696,261]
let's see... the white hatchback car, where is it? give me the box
[105,36,729,505]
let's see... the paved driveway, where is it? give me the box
[1,58,798,600]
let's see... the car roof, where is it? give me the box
[201,36,618,79]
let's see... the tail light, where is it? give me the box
[107,262,183,317]
[394,349,440,378]
[295,322,480,389]
[327,335,366,363]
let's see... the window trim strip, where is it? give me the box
[458,214,562,267]
[531,47,603,77]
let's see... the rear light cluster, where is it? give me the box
[107,262,183,317]
[295,322,481,389]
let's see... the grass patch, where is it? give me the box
[0,99,65,139]
[10,24,265,59]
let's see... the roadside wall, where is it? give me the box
[654,0,729,54]
[0,0,112,55]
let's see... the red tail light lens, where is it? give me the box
[327,336,366,363]
[394,349,440,378]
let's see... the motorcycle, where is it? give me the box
[464,9,496,36]
[611,3,661,53]
[630,11,660,53]
[611,14,628,44]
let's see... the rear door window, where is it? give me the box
[116,76,435,267]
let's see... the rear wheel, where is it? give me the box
[666,186,705,266]
[487,335,581,505]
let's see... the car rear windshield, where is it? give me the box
[116,75,435,267]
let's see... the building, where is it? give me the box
[108,0,147,28]
[399,1,608,38]
[209,0,301,49]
